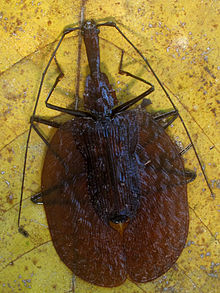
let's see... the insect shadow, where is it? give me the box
[18,20,213,287]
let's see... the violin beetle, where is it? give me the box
[18,20,213,287]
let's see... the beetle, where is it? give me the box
[18,20,212,287]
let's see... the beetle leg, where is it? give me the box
[30,115,61,128]
[153,109,179,129]
[111,86,154,115]
[31,184,63,204]
[111,50,154,115]
[141,148,196,185]
[118,50,153,88]
[44,55,65,109]
[184,169,197,183]
[44,55,93,118]
[31,191,45,204]
[179,145,196,183]
[115,49,154,112]
[31,122,69,172]
[179,144,192,156]
[31,175,76,205]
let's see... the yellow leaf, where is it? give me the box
[0,0,219,292]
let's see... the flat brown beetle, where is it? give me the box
[18,20,212,287]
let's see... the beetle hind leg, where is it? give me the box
[184,169,197,183]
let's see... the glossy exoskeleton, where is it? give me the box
[19,20,200,287]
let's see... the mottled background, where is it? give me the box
[0,0,219,292]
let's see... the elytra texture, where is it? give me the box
[42,109,188,287]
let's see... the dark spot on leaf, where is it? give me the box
[7,194,14,204]
[16,18,22,26]
[7,157,12,163]
[211,108,216,117]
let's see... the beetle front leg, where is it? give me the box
[112,50,154,115]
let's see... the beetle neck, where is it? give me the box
[83,31,101,78]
